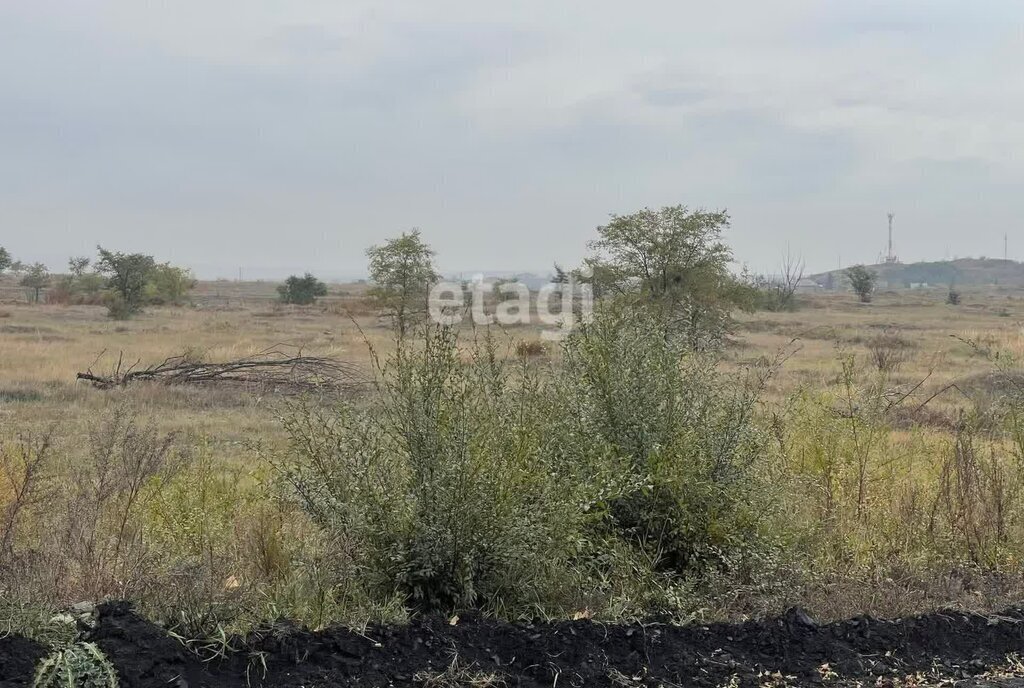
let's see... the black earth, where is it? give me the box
[5,603,1024,686]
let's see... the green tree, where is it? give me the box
[96,247,156,318]
[366,230,439,336]
[68,256,91,277]
[277,273,328,305]
[19,263,49,303]
[0,247,11,274]
[845,264,877,303]
[145,263,196,305]
[52,256,105,304]
[585,205,754,350]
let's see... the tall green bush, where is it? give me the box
[278,327,587,614]
[556,303,776,575]
[277,305,778,616]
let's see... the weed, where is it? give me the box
[33,642,118,688]
[513,340,546,357]
[866,329,911,374]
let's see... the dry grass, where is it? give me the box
[731,287,1024,412]
[2,280,1024,626]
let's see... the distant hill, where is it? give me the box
[810,258,1024,289]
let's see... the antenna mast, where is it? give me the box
[884,212,898,264]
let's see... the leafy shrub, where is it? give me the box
[278,273,328,305]
[556,303,777,576]
[277,328,586,614]
[46,273,107,306]
[102,294,135,320]
[846,265,876,303]
[96,248,156,318]
[278,304,779,616]
[144,264,196,305]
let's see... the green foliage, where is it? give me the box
[845,265,876,303]
[947,288,962,305]
[48,257,106,305]
[19,263,50,303]
[32,642,118,688]
[585,205,755,350]
[144,263,197,305]
[278,327,586,613]
[557,303,776,576]
[278,304,778,617]
[366,230,439,336]
[277,273,328,305]
[96,247,156,318]
[68,256,90,277]
[0,246,11,274]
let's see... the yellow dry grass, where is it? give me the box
[1,283,1021,453]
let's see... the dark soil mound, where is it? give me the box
[3,603,1024,686]
[0,635,45,688]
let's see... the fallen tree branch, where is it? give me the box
[76,346,366,396]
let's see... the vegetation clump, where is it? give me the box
[581,205,755,350]
[277,300,778,616]
[277,273,328,305]
[846,264,877,303]
[33,642,118,688]
[367,230,439,336]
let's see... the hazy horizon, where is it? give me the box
[3,2,1023,280]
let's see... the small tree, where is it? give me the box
[366,230,439,336]
[96,247,156,318]
[845,265,877,303]
[145,263,196,305]
[51,256,106,305]
[20,263,49,303]
[277,273,328,305]
[0,247,11,274]
[585,204,754,350]
[68,256,91,277]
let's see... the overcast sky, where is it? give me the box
[2,2,1022,279]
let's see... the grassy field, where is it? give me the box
[3,280,1024,635]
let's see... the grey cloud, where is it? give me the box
[1,3,1022,277]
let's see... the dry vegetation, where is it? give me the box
[3,277,1024,641]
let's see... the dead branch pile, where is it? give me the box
[76,347,366,396]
